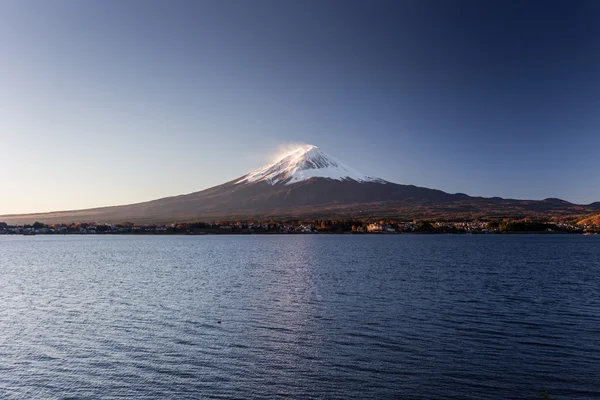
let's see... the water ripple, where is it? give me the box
[0,234,598,399]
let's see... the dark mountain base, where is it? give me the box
[1,178,598,224]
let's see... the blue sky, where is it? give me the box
[1,0,599,214]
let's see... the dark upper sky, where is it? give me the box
[2,0,600,213]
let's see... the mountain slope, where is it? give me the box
[578,213,600,227]
[1,145,599,224]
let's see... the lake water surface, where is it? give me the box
[0,235,598,399]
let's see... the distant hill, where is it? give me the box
[1,145,599,224]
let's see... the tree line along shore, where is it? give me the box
[0,219,597,235]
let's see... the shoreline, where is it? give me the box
[1,231,595,237]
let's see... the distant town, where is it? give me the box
[0,219,597,236]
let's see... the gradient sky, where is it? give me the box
[1,0,600,214]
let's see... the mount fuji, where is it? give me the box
[2,144,599,224]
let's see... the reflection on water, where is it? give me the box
[0,234,599,399]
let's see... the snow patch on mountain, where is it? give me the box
[237,145,386,185]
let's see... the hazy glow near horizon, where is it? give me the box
[1,1,600,215]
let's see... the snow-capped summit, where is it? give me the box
[237,144,386,185]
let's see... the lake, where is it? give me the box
[0,235,598,399]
